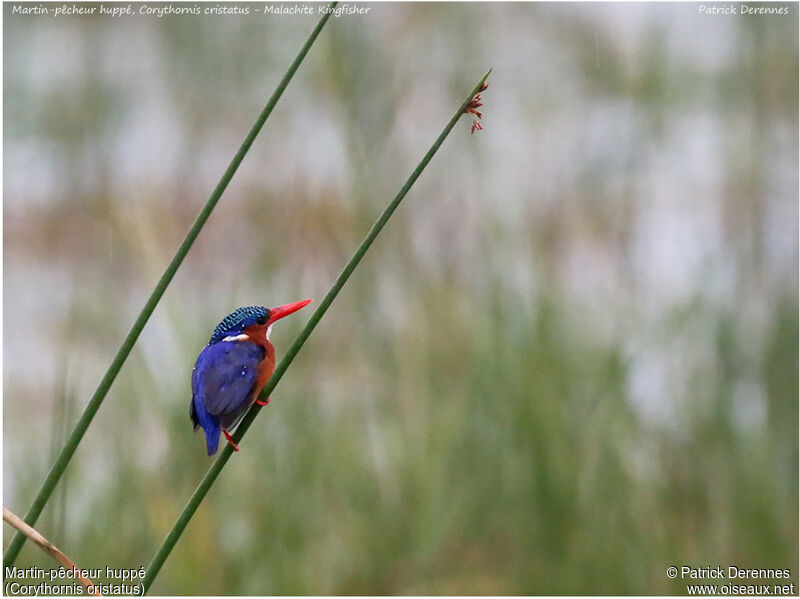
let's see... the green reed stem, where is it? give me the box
[142,68,492,595]
[3,3,338,568]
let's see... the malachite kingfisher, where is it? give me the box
[190,300,312,456]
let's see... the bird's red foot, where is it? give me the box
[255,397,270,406]
[222,428,239,452]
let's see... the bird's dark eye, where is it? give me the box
[256,316,267,325]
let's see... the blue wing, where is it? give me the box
[191,341,265,455]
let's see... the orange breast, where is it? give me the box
[244,323,275,399]
[255,346,275,395]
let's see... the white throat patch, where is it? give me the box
[222,333,250,343]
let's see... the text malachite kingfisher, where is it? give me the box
[190,300,312,456]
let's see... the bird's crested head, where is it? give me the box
[209,306,269,343]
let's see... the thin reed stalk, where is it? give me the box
[3,507,100,595]
[3,2,338,567]
[142,68,493,595]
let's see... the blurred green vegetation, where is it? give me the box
[4,3,798,595]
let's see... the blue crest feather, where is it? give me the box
[209,306,269,343]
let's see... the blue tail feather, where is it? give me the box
[204,418,220,456]
[192,394,221,456]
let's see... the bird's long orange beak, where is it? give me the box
[267,299,312,325]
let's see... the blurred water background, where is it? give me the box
[3,2,798,594]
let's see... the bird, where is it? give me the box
[190,300,312,456]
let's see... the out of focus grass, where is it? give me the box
[4,3,797,595]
